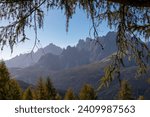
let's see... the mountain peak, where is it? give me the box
[6,31,117,68]
[6,43,63,68]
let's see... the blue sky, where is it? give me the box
[0,9,112,60]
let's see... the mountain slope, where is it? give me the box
[76,32,117,62]
[52,62,150,99]
[27,32,117,71]
[9,32,117,84]
[10,53,150,99]
[5,43,63,68]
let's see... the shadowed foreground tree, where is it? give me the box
[0,0,150,88]
[79,84,97,100]
[45,77,57,100]
[0,61,22,99]
[34,77,58,100]
[34,78,47,100]
[22,87,34,100]
[64,88,76,100]
[6,79,22,100]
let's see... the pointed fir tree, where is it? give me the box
[22,87,34,100]
[0,61,10,99]
[0,61,10,82]
[117,80,133,100]
[6,79,22,100]
[0,61,22,100]
[64,88,76,100]
[34,78,47,100]
[45,77,57,100]
[79,84,97,100]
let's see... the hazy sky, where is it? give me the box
[0,9,112,60]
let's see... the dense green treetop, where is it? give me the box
[64,88,76,100]
[79,84,97,100]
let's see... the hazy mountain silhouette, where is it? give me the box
[9,32,117,83]
[76,32,117,62]
[30,32,117,70]
[5,43,63,68]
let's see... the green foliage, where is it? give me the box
[45,77,57,100]
[64,88,76,100]
[117,80,133,100]
[34,77,58,100]
[0,61,22,99]
[6,79,22,100]
[34,78,47,100]
[0,61,10,83]
[79,84,97,100]
[0,61,9,99]
[22,87,34,100]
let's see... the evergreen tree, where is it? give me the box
[6,79,22,100]
[0,61,10,82]
[0,61,10,99]
[64,88,76,100]
[79,84,97,100]
[45,77,57,100]
[22,87,33,100]
[117,80,133,100]
[0,61,22,100]
[34,78,47,100]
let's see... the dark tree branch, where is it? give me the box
[108,0,150,7]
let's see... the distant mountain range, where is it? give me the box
[6,43,63,68]
[7,32,150,99]
[8,32,117,81]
